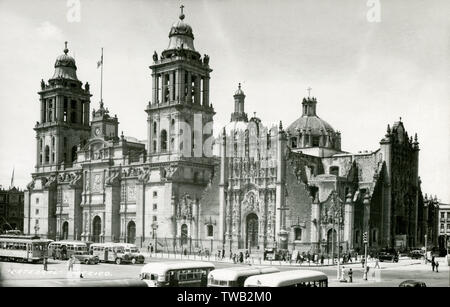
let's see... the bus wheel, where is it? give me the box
[131,258,136,264]
[85,259,90,264]
[115,258,121,265]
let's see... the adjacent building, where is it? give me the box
[0,187,24,232]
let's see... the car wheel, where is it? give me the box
[85,259,90,264]
[115,258,121,265]
[131,258,136,264]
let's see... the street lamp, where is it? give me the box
[329,191,344,280]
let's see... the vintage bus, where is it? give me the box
[0,235,51,263]
[140,261,215,287]
[208,266,280,287]
[114,243,145,264]
[48,240,88,260]
[90,243,134,264]
[244,270,328,287]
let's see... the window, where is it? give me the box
[160,130,167,151]
[441,212,445,219]
[44,146,50,163]
[153,122,157,135]
[207,225,213,237]
[447,224,450,230]
[121,185,126,202]
[330,166,339,176]
[153,216,157,222]
[294,228,302,241]
[35,219,39,225]
[312,136,320,147]
[36,198,39,204]
[153,191,157,198]
[291,137,297,148]
[35,209,39,215]
[153,204,157,210]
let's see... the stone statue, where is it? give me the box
[203,54,209,65]
[40,79,45,90]
[153,51,158,62]
[85,82,90,92]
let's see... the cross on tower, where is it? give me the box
[64,41,68,54]
[179,4,185,20]
[307,87,312,97]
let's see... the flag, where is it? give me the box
[97,48,103,68]
[97,55,103,68]
[10,167,14,189]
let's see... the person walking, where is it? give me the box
[348,268,353,283]
[431,258,435,271]
[43,257,48,271]
[375,257,380,269]
[435,260,439,273]
[361,257,365,268]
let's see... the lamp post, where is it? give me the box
[330,191,344,280]
[424,234,427,264]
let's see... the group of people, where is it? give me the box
[231,250,251,264]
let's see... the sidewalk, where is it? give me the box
[141,251,364,268]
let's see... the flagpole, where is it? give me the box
[100,47,103,103]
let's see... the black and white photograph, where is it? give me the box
[0,0,449,293]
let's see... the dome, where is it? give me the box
[165,9,196,53]
[287,115,335,136]
[51,42,78,81]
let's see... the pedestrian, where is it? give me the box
[147,244,150,253]
[340,266,346,281]
[239,251,244,264]
[348,251,353,263]
[375,257,380,269]
[431,258,435,271]
[52,249,56,260]
[43,257,48,271]
[361,257,365,268]
[435,260,439,273]
[348,268,353,283]
[67,257,73,271]
[320,254,324,265]
[222,249,225,259]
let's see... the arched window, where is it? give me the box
[71,146,77,162]
[294,228,302,241]
[153,140,157,152]
[153,122,157,135]
[372,229,377,243]
[51,137,55,148]
[45,146,50,163]
[40,139,43,151]
[206,225,213,237]
[160,130,167,151]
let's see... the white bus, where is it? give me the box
[244,270,328,287]
[208,266,280,287]
[140,261,215,287]
[48,240,88,260]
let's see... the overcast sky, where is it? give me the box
[0,0,448,202]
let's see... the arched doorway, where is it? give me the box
[246,213,259,249]
[92,216,101,243]
[326,228,337,255]
[62,221,69,240]
[181,224,188,245]
[127,221,136,244]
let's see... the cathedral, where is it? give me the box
[24,8,431,254]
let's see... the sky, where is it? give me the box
[0,0,448,202]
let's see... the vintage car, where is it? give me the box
[408,250,424,259]
[73,251,99,264]
[378,251,399,262]
[399,280,426,287]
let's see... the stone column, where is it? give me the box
[40,99,45,123]
[193,199,199,240]
[194,74,200,104]
[219,131,226,243]
[311,196,320,248]
[152,73,158,104]
[169,72,175,103]
[344,192,354,250]
[203,76,210,107]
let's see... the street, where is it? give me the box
[0,255,448,287]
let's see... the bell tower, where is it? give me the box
[35,42,91,172]
[146,7,215,161]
